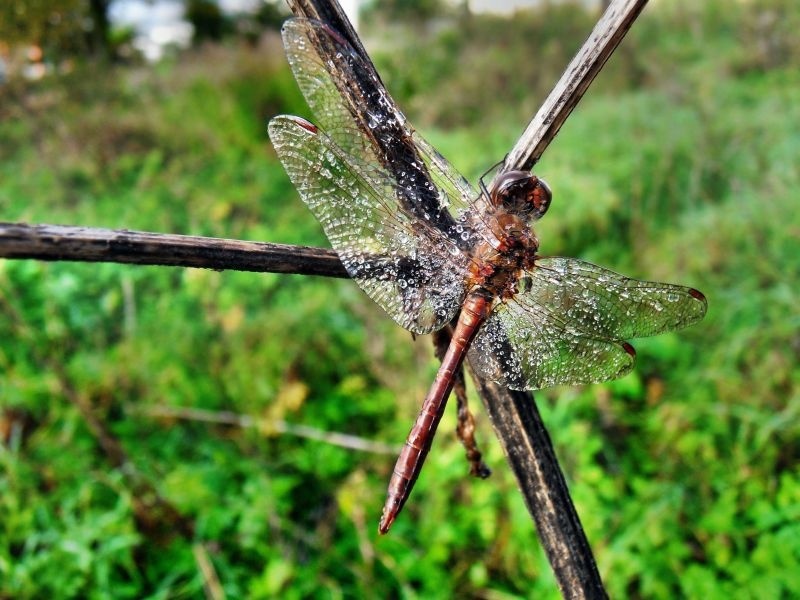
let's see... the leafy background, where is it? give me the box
[1,0,799,597]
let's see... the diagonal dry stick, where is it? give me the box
[505,0,649,171]
[0,1,650,597]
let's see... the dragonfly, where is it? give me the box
[268,18,707,534]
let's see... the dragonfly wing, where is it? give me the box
[469,297,636,390]
[280,18,478,225]
[469,257,707,389]
[269,115,468,334]
[280,18,377,162]
[531,257,708,339]
[410,131,481,224]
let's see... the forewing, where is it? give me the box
[469,298,636,390]
[281,18,478,224]
[531,257,708,339]
[468,257,707,390]
[269,115,468,334]
[409,131,480,219]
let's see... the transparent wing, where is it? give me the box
[469,299,636,390]
[269,115,469,334]
[530,257,708,339]
[469,257,707,390]
[281,18,479,225]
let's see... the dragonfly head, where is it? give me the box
[491,170,552,222]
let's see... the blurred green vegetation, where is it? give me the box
[1,0,799,597]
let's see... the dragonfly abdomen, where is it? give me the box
[379,292,491,534]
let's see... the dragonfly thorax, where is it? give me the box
[467,214,539,300]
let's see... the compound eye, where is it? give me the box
[529,177,552,220]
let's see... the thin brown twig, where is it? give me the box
[137,405,400,455]
[193,543,226,600]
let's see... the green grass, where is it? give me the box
[1,1,799,597]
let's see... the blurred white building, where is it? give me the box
[109,0,580,62]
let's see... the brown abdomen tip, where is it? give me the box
[378,511,395,535]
